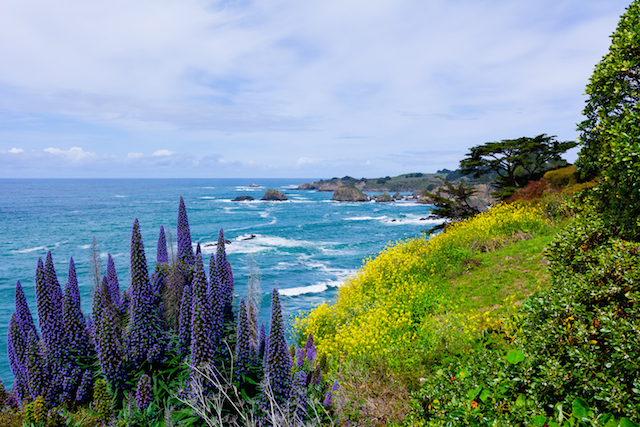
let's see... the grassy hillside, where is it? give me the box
[294,170,640,426]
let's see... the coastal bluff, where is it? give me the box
[331,186,368,202]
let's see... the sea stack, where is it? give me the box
[261,190,288,201]
[331,186,368,202]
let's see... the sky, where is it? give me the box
[0,0,633,179]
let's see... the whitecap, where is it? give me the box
[78,244,91,250]
[114,195,127,198]
[199,196,216,200]
[344,215,388,221]
[280,280,344,297]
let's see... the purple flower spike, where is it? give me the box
[125,219,167,368]
[37,253,67,367]
[93,284,126,394]
[75,369,93,404]
[135,374,153,411]
[195,242,202,257]
[296,348,305,368]
[235,299,256,380]
[15,281,38,339]
[290,370,308,422]
[7,313,30,404]
[177,197,195,266]
[264,289,291,406]
[258,323,266,360]
[63,258,93,362]
[26,330,48,401]
[157,225,169,265]
[106,254,122,310]
[177,283,192,356]
[322,390,333,407]
[190,254,214,367]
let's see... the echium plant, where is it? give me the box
[62,258,93,363]
[263,289,292,406]
[207,253,225,352]
[36,253,68,368]
[93,284,126,395]
[135,374,153,411]
[177,283,192,356]
[190,253,214,375]
[105,254,123,313]
[7,280,39,404]
[124,219,167,369]
[214,229,235,323]
[177,197,195,267]
[235,299,256,381]
[156,225,169,265]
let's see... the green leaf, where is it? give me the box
[468,386,482,400]
[621,418,638,427]
[506,349,525,364]
[532,415,547,426]
[572,397,589,419]
[515,394,526,406]
[479,389,491,402]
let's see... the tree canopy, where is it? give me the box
[576,0,640,240]
[422,178,481,234]
[459,134,577,199]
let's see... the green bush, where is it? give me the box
[411,212,640,425]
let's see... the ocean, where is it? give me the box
[0,178,439,386]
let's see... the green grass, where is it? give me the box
[438,231,557,316]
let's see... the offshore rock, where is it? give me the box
[261,190,288,201]
[232,196,255,202]
[375,192,394,203]
[331,186,368,202]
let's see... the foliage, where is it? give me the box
[459,134,577,199]
[576,0,640,240]
[410,209,640,425]
[2,198,336,426]
[295,203,550,374]
[422,178,481,233]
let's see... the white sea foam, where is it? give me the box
[78,244,91,250]
[13,241,68,254]
[200,234,313,255]
[198,187,216,189]
[280,279,344,297]
[114,195,127,198]
[199,196,216,200]
[344,215,388,221]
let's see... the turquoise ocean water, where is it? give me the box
[0,178,439,386]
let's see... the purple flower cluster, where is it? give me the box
[264,289,292,406]
[62,259,92,362]
[36,253,68,367]
[235,299,256,380]
[105,255,123,313]
[93,284,126,394]
[124,219,167,369]
[190,254,214,371]
[156,225,169,265]
[214,229,235,323]
[135,374,153,411]
[177,197,195,267]
[177,283,192,356]
[290,371,308,421]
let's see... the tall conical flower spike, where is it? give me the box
[177,197,195,266]
[264,288,291,406]
[157,225,169,265]
[235,299,256,380]
[258,323,266,360]
[63,258,92,361]
[190,253,214,370]
[195,242,201,257]
[125,218,166,368]
[93,285,126,394]
[135,374,153,411]
[36,254,67,367]
[7,313,30,404]
[105,254,122,310]
[177,283,192,356]
[15,281,37,340]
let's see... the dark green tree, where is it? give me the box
[422,178,481,233]
[460,134,577,199]
[576,0,640,240]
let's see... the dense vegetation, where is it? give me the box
[0,198,335,426]
[295,2,640,425]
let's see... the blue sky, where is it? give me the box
[0,0,632,178]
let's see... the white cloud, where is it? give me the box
[43,146,97,162]
[297,157,323,167]
[9,147,23,153]
[152,149,175,157]
[127,152,144,159]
